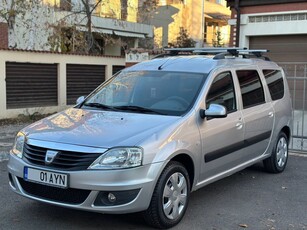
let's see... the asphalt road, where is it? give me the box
[0,123,30,162]
[1,155,307,230]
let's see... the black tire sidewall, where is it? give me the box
[154,162,190,228]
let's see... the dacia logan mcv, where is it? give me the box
[8,48,292,229]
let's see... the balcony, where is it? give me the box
[54,10,153,39]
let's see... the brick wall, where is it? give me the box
[229,9,237,47]
[0,23,8,49]
[241,2,307,14]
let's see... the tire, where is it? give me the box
[143,161,190,229]
[263,132,289,173]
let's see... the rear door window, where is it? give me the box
[236,70,265,109]
[263,69,284,101]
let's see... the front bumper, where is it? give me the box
[7,154,164,214]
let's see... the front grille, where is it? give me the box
[18,177,91,204]
[23,143,102,170]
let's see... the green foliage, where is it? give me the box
[212,30,224,47]
[168,27,196,48]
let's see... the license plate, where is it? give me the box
[24,167,68,188]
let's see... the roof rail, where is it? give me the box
[162,47,270,61]
[164,47,244,52]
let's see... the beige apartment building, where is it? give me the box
[152,0,231,48]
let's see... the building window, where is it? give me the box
[159,0,185,5]
[249,13,307,23]
[60,0,72,11]
[216,0,227,6]
[121,0,128,20]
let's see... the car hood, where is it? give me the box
[22,108,180,148]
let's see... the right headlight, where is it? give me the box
[88,147,143,170]
[11,132,25,159]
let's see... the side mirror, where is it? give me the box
[200,104,227,119]
[76,96,85,105]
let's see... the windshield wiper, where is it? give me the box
[114,105,165,115]
[83,102,117,111]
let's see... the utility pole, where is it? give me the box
[234,0,240,47]
[200,0,205,47]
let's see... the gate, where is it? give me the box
[279,62,307,153]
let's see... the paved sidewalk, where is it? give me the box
[0,123,30,161]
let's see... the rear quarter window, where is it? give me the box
[262,70,284,101]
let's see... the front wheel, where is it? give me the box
[143,161,190,229]
[263,132,289,173]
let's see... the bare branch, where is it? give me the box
[90,0,103,15]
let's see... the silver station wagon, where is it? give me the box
[8,48,292,229]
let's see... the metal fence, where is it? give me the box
[279,62,307,153]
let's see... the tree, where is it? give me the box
[48,0,132,54]
[0,0,29,48]
[80,0,103,53]
[168,27,196,48]
[47,0,105,54]
[212,30,224,47]
[0,0,56,50]
[1,0,155,54]
[0,0,126,54]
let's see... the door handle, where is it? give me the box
[235,122,243,130]
[269,112,274,117]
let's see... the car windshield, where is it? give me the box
[82,71,207,116]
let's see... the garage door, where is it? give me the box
[66,64,106,105]
[249,35,307,62]
[250,35,307,110]
[6,62,58,109]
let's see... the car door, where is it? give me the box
[236,69,274,160]
[198,71,245,182]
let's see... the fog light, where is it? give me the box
[108,193,116,203]
[94,189,141,206]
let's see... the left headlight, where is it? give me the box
[11,132,25,158]
[88,147,143,170]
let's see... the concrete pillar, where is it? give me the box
[0,57,6,118]
[106,63,113,80]
[58,62,67,108]
[134,38,139,48]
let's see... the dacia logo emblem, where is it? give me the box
[45,150,59,164]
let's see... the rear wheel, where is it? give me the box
[143,161,190,229]
[263,132,288,173]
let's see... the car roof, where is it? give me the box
[124,55,280,74]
